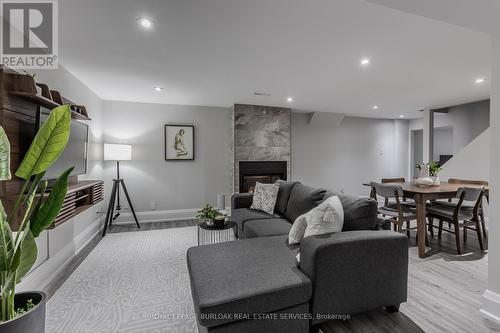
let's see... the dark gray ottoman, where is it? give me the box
[187,235,312,333]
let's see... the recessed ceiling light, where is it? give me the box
[154,86,164,92]
[138,17,153,29]
[399,115,404,118]
[287,97,293,103]
[360,58,371,66]
[475,77,485,84]
[372,105,379,110]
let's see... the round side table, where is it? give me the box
[198,221,237,246]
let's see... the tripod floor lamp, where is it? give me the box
[102,143,140,236]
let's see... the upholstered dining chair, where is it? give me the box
[432,178,489,238]
[381,177,415,208]
[370,182,417,239]
[427,187,485,255]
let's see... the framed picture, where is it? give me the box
[165,124,195,160]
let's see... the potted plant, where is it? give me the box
[196,204,225,228]
[0,105,72,333]
[416,162,442,186]
[428,161,442,186]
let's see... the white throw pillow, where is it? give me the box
[250,182,279,215]
[288,195,344,244]
[288,213,308,244]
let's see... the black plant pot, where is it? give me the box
[0,291,46,333]
[213,217,226,228]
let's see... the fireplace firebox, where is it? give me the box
[239,161,287,193]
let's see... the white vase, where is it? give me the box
[431,176,440,186]
[419,164,430,178]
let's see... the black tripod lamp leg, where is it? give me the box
[120,180,140,229]
[102,181,118,237]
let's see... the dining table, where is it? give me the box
[365,181,489,258]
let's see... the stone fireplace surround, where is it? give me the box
[233,104,291,193]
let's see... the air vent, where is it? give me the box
[253,92,271,97]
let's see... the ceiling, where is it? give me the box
[57,0,491,118]
[366,0,499,35]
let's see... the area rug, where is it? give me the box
[46,227,198,333]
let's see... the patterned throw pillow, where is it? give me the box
[250,182,280,215]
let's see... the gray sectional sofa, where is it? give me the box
[187,181,408,333]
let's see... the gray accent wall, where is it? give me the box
[233,104,291,192]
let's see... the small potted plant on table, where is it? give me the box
[0,105,72,333]
[196,204,226,228]
[428,161,442,186]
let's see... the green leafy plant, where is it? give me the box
[0,105,72,322]
[196,204,220,220]
[428,161,442,177]
[415,162,442,177]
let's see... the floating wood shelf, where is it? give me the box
[10,91,60,109]
[8,92,91,120]
[50,180,104,228]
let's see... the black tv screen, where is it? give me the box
[38,107,88,180]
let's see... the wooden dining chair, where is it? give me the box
[434,178,489,238]
[426,187,484,255]
[370,182,417,238]
[381,177,415,208]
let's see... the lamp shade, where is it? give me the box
[104,144,132,161]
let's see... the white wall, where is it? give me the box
[439,129,489,182]
[18,65,105,291]
[448,100,490,153]
[433,126,454,161]
[102,101,232,220]
[409,100,489,157]
[291,114,409,196]
[482,33,500,326]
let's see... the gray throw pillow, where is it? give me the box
[250,182,280,215]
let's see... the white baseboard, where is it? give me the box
[113,208,199,224]
[17,215,104,292]
[481,289,500,328]
[114,206,231,224]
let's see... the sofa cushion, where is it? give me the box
[231,208,277,233]
[187,235,311,328]
[285,183,327,222]
[250,182,280,214]
[274,180,299,215]
[324,192,378,231]
[244,219,292,238]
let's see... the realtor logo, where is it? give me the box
[1,0,58,69]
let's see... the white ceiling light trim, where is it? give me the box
[360,57,371,66]
[137,17,153,29]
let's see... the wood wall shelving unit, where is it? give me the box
[51,180,104,228]
[0,66,102,231]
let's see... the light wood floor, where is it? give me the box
[47,220,500,332]
[322,229,500,333]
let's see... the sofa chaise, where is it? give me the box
[187,181,408,333]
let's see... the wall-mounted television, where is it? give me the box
[38,107,89,180]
